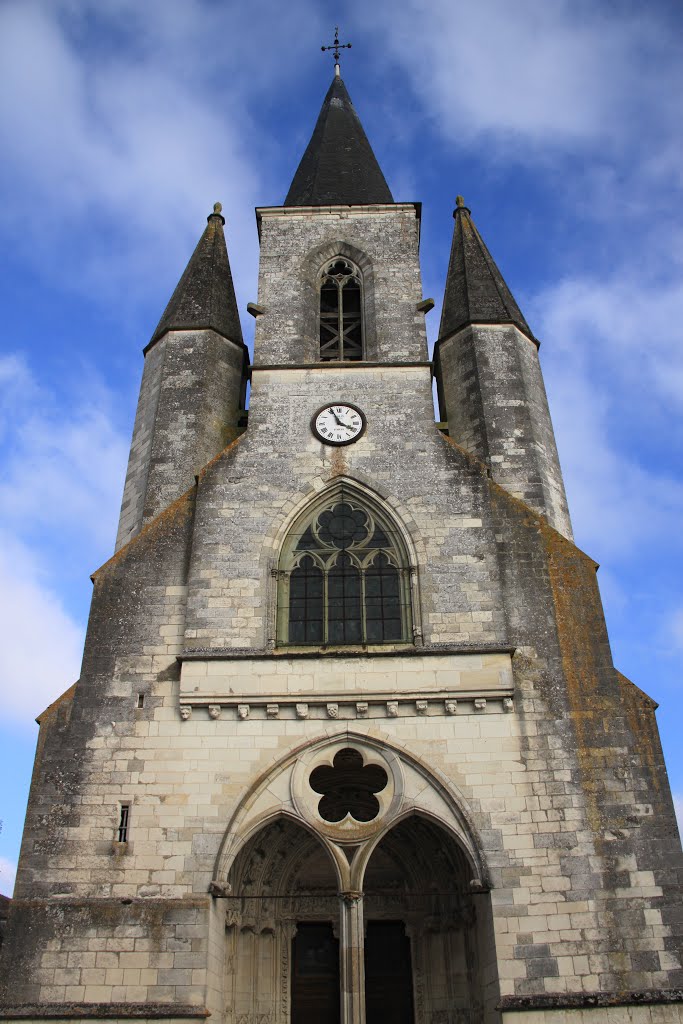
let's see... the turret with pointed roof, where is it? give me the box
[284,75,393,207]
[148,203,244,350]
[435,196,572,537]
[440,196,534,341]
[115,205,248,550]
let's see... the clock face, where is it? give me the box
[312,403,366,446]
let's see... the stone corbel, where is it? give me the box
[209,879,232,898]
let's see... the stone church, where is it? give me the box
[1,65,681,1024]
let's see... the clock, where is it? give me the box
[312,403,366,446]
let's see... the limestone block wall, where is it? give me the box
[116,328,246,552]
[3,363,681,1012]
[0,897,211,1005]
[502,1006,683,1024]
[253,204,428,365]
[115,338,165,550]
[436,324,572,539]
[3,644,680,1008]
[183,363,507,652]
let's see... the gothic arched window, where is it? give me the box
[319,258,364,361]
[278,489,412,646]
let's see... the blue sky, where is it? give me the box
[1,0,682,896]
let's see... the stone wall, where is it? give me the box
[116,329,246,552]
[253,204,427,366]
[436,324,572,539]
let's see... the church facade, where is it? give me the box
[1,70,681,1024]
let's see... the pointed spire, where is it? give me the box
[284,76,393,207]
[439,196,535,342]
[148,203,244,349]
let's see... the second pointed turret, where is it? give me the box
[435,197,572,538]
[148,203,244,349]
[440,196,533,341]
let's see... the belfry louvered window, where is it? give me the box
[278,488,412,646]
[319,259,364,361]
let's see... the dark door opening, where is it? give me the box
[291,922,340,1024]
[365,920,415,1024]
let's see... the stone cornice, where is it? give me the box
[0,1005,210,1020]
[499,991,683,1012]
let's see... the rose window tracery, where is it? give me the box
[309,748,388,823]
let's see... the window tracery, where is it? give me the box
[277,489,412,646]
[319,258,363,361]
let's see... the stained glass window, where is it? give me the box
[278,491,412,646]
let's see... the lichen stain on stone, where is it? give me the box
[93,487,197,583]
[36,682,77,724]
[540,519,620,835]
[329,446,348,477]
[620,671,662,796]
[439,429,490,478]
[197,430,245,483]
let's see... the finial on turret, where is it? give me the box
[454,195,471,217]
[208,201,225,225]
[322,26,351,77]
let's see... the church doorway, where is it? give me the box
[291,922,340,1024]
[365,920,414,1024]
[362,815,499,1024]
[225,817,340,1024]
[222,782,499,1022]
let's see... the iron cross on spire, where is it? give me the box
[321,26,351,76]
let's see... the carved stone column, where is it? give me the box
[339,891,365,1024]
[279,920,297,1024]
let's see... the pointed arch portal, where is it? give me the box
[218,736,500,1024]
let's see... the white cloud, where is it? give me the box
[0,355,126,723]
[0,533,83,724]
[669,611,683,652]
[0,356,127,550]
[546,365,683,557]
[0,0,270,302]
[530,275,683,558]
[537,276,683,412]
[372,0,683,162]
[0,857,17,899]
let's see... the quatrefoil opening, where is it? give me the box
[309,747,388,823]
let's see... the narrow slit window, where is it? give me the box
[319,259,364,362]
[136,693,145,709]
[117,804,131,843]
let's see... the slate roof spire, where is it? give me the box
[148,203,244,349]
[284,76,394,207]
[439,196,535,342]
